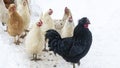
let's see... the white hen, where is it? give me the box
[61,16,75,38]
[40,9,55,51]
[15,0,30,38]
[25,20,44,61]
[16,0,30,30]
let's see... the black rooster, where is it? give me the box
[45,17,92,68]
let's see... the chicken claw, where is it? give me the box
[31,54,42,61]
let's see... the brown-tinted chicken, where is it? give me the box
[7,4,24,45]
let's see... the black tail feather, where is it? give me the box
[45,29,61,41]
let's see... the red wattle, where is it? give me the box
[84,24,88,28]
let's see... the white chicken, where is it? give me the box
[61,16,75,38]
[7,4,24,45]
[40,9,55,51]
[15,0,30,38]
[0,0,9,26]
[54,7,72,35]
[25,20,44,61]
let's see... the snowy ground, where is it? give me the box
[0,0,120,68]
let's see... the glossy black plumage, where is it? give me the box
[45,17,92,64]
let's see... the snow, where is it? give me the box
[0,0,120,68]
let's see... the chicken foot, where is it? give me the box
[2,22,5,26]
[31,53,42,61]
[14,35,21,45]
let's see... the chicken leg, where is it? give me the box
[73,61,80,68]
[43,41,48,52]
[20,33,27,39]
[14,36,17,44]
[20,29,29,39]
[16,39,21,45]
[78,61,80,66]
[43,45,48,52]
[73,63,75,68]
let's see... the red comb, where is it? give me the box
[68,16,73,22]
[65,7,68,9]
[48,9,53,15]
[49,9,52,11]
[37,20,43,27]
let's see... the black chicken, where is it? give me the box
[45,17,92,68]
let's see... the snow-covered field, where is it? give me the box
[0,0,120,68]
